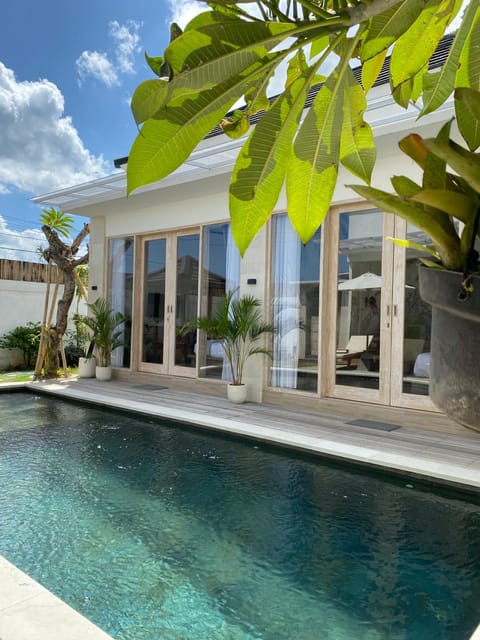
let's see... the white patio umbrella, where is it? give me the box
[338,272,382,291]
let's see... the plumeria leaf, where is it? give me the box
[230,55,311,255]
[340,67,375,183]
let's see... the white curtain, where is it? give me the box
[272,215,301,388]
[222,224,241,381]
[110,239,128,367]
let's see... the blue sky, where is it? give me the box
[0,0,202,260]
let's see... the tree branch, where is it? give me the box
[346,0,404,26]
[71,223,90,254]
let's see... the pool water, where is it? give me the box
[0,393,479,640]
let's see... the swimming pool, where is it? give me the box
[0,392,479,640]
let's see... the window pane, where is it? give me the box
[271,214,320,392]
[336,210,383,390]
[199,223,241,380]
[108,237,134,368]
[174,234,200,367]
[142,239,166,364]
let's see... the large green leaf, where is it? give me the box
[127,56,281,194]
[455,7,480,151]
[423,138,480,194]
[391,175,422,197]
[360,0,424,62]
[361,49,387,93]
[412,189,475,224]
[131,79,168,126]
[230,55,311,255]
[286,70,344,243]
[340,67,376,183]
[421,0,479,116]
[349,184,462,269]
[390,0,462,95]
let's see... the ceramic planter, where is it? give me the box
[227,383,248,404]
[418,265,480,431]
[95,365,112,381]
[78,356,96,378]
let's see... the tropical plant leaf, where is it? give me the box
[349,184,462,270]
[398,133,429,168]
[423,138,480,193]
[131,79,168,125]
[421,0,479,116]
[230,55,311,255]
[361,49,387,93]
[455,87,480,151]
[340,67,375,183]
[127,53,284,194]
[386,236,440,259]
[412,189,475,224]
[360,0,424,62]
[286,69,344,243]
[391,176,422,197]
[390,0,462,95]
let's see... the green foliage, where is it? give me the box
[80,298,126,367]
[181,290,274,385]
[0,322,41,368]
[127,0,479,255]
[39,207,75,238]
[350,108,480,273]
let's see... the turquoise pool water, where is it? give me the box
[0,392,479,640]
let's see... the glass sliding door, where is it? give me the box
[142,238,167,366]
[173,233,200,370]
[198,223,240,380]
[270,214,320,393]
[335,209,386,396]
[108,237,134,368]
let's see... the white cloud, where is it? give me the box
[0,62,109,195]
[0,214,44,262]
[110,20,141,74]
[76,20,141,87]
[76,51,119,87]
[168,0,204,29]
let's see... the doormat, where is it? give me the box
[132,384,168,391]
[346,418,401,432]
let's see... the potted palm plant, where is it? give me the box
[182,290,274,403]
[81,298,126,381]
[350,89,480,431]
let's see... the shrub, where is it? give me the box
[0,322,42,368]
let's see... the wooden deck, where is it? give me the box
[17,376,480,491]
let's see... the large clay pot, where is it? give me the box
[227,383,248,404]
[418,265,480,431]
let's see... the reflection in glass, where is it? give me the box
[175,234,200,368]
[199,223,241,379]
[271,214,320,392]
[142,239,166,364]
[402,229,432,395]
[108,237,134,368]
[336,210,383,390]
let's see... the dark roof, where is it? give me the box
[114,33,454,169]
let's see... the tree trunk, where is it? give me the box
[41,223,89,378]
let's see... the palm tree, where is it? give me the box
[182,290,274,385]
[81,298,126,367]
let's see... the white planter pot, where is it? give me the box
[95,365,112,381]
[78,357,96,378]
[227,383,247,404]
